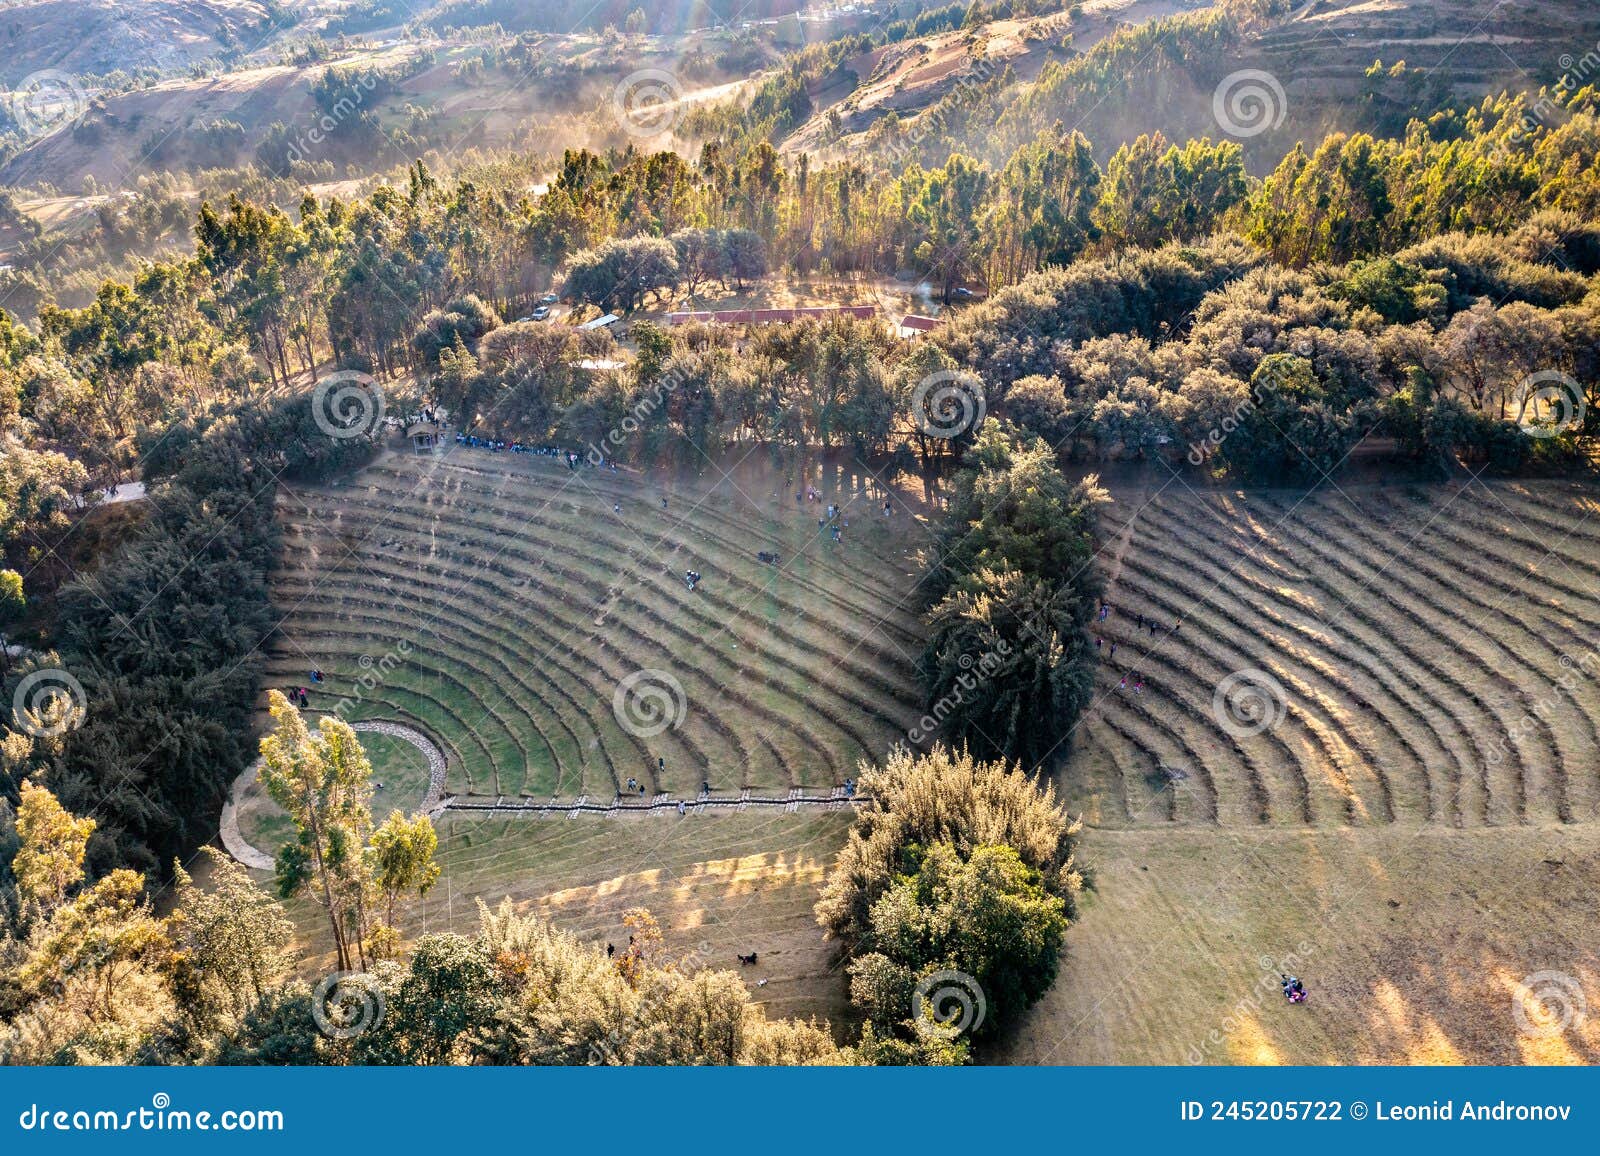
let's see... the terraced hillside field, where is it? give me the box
[262,447,926,803]
[258,461,1600,1062]
[1013,474,1600,1064]
[1067,477,1600,831]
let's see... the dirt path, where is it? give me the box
[444,787,865,818]
[221,719,447,870]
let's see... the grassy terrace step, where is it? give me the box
[1202,490,1528,826]
[268,597,774,796]
[272,536,877,789]
[1107,559,1357,825]
[1274,492,1565,825]
[1248,489,1548,826]
[359,456,924,630]
[1094,576,1306,826]
[1341,490,1600,823]
[281,495,918,732]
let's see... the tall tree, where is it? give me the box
[257,690,377,972]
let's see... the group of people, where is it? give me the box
[280,667,325,710]
[450,434,621,473]
[794,478,901,542]
[1090,604,1150,696]
[684,569,703,590]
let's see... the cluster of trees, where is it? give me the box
[1,393,375,881]
[942,220,1600,477]
[257,692,441,972]
[7,69,1599,444]
[920,424,1107,766]
[4,713,1093,1065]
[817,745,1083,1061]
[0,754,844,1065]
[423,217,1600,489]
[0,779,292,1064]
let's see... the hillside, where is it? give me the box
[781,0,1600,171]
[783,0,1200,158]
[0,0,312,81]
[0,30,766,193]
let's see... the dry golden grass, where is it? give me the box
[284,809,855,1026]
[999,823,1600,1065]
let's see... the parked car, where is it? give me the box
[539,292,559,304]
[531,306,551,320]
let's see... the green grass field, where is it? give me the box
[235,730,436,853]
[265,448,926,801]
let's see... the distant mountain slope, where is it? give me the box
[778,0,1600,172]
[0,0,307,80]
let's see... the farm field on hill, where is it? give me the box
[1014,474,1600,1064]
[262,447,927,802]
[1001,823,1600,1065]
[258,467,1600,1062]
[1067,477,1600,831]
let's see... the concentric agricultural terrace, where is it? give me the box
[1072,477,1600,829]
[262,450,926,803]
[264,455,1600,827]
[257,454,1600,1058]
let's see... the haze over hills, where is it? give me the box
[0,0,307,79]
[7,0,1599,202]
